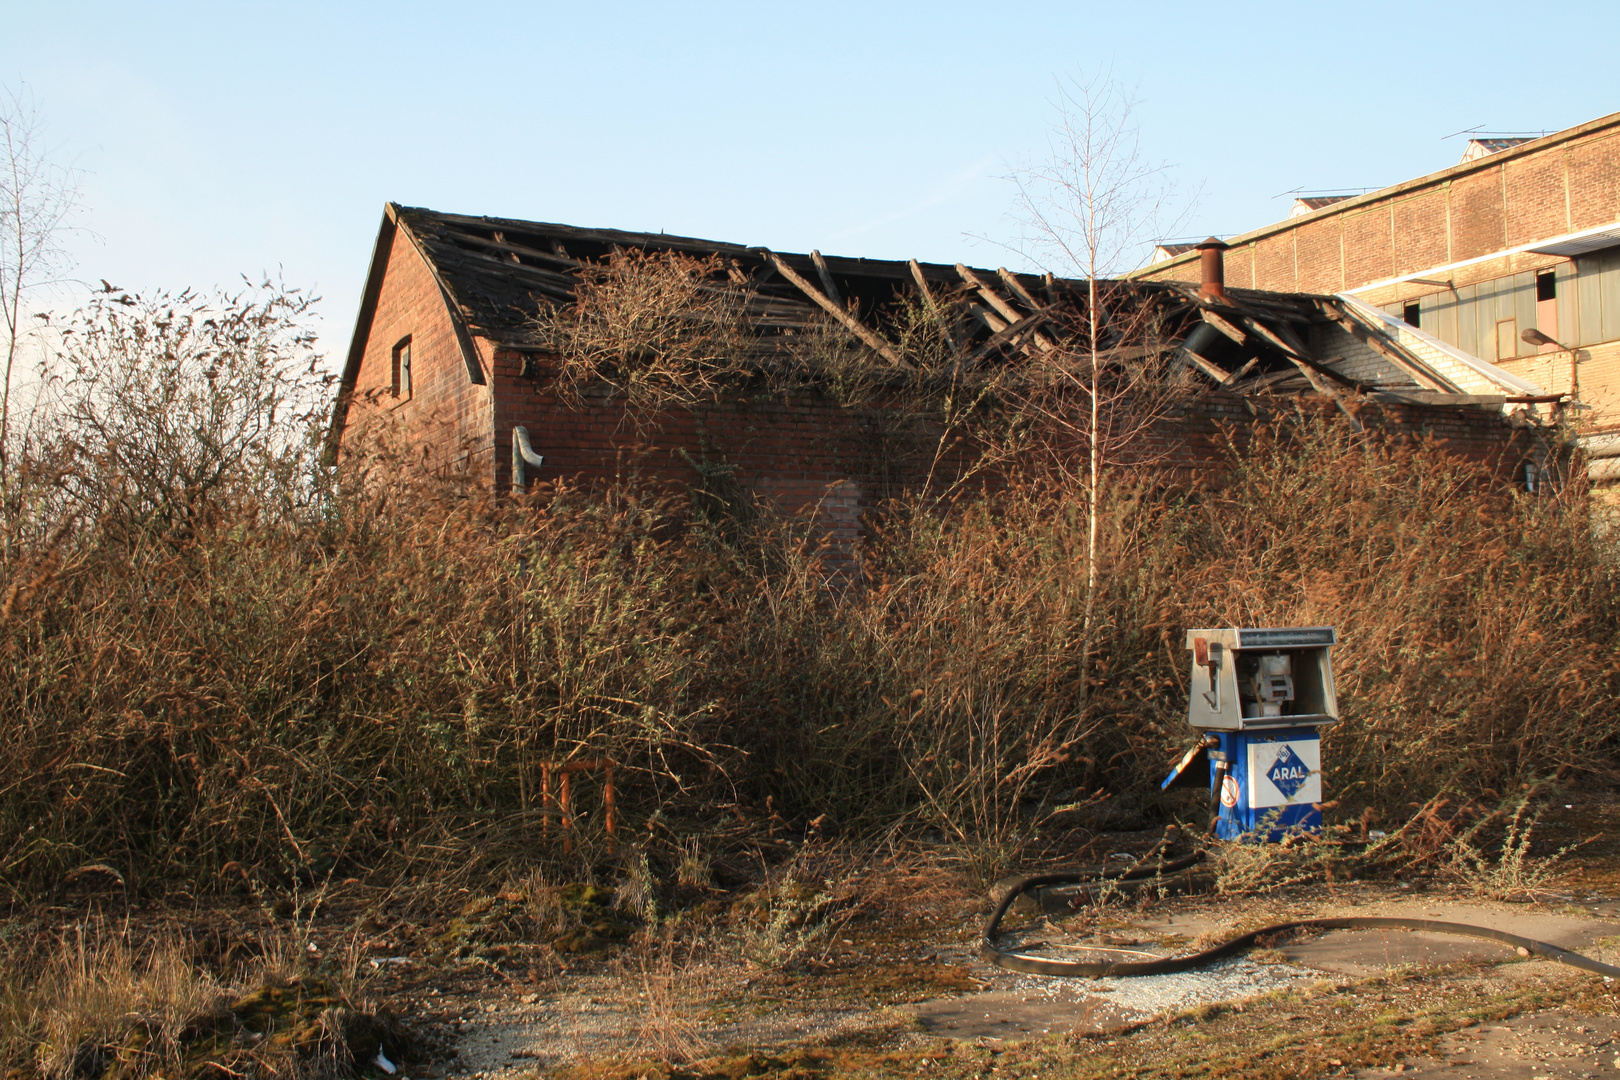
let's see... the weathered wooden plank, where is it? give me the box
[970,311,1051,362]
[1200,308,1247,345]
[1265,317,1312,358]
[1241,316,1304,359]
[811,250,843,307]
[1221,356,1261,387]
[911,259,962,355]
[957,264,1056,352]
[958,264,1024,322]
[998,267,1044,311]
[1282,354,1365,431]
[969,302,1009,333]
[767,252,908,368]
[1182,348,1232,383]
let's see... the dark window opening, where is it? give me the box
[391,336,413,399]
[1536,270,1557,302]
[1403,302,1421,327]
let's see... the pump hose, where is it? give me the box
[981,856,1620,979]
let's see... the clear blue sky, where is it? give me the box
[5,0,1619,364]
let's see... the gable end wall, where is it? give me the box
[345,234,495,482]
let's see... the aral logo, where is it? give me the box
[1266,745,1311,799]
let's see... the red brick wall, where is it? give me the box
[1392,188,1448,272]
[340,232,494,480]
[1343,206,1393,291]
[488,351,952,517]
[486,351,1540,522]
[1449,169,1507,262]
[1051,395,1540,488]
[1294,218,1342,294]
[1570,131,1620,232]
[1138,114,1620,300]
[1254,234,1294,293]
[1504,152,1567,246]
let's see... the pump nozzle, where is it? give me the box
[1193,638,1222,712]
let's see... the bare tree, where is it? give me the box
[1006,74,1192,712]
[1,85,82,477]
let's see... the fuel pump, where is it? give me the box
[1161,627,1338,841]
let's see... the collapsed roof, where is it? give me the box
[335,204,1548,437]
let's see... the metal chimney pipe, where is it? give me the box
[1196,237,1230,303]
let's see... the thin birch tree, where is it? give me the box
[1,86,81,482]
[1006,74,1191,718]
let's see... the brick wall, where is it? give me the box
[486,354,1542,526]
[1106,395,1538,486]
[488,351,957,515]
[338,233,494,479]
[1138,113,1620,309]
[1497,337,1620,437]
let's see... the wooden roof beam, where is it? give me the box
[810,250,843,307]
[997,267,1044,311]
[956,264,1057,352]
[970,310,1051,362]
[1200,308,1247,345]
[766,251,909,368]
[1182,348,1232,383]
[1221,356,1261,387]
[911,258,962,355]
[1284,353,1365,431]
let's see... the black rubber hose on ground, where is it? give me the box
[981,863,1620,980]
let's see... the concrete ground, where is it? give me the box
[440,886,1620,1076]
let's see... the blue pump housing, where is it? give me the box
[1208,729,1323,841]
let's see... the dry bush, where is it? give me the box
[2,280,1617,899]
[539,249,762,411]
[1359,790,1579,900]
[1,927,227,1080]
[616,927,708,1062]
[1172,414,1620,801]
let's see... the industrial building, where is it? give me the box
[1137,111,1620,476]
[325,204,1549,557]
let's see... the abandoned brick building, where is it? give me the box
[1139,108,1620,478]
[326,203,1553,539]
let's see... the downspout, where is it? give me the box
[512,426,545,494]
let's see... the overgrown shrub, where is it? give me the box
[2,285,1616,899]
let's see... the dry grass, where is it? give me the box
[0,918,404,1080]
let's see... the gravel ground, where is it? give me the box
[982,953,1317,1021]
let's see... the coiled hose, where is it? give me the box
[981,852,1620,979]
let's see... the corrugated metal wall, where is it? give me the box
[1574,247,1620,346]
[1382,249,1620,357]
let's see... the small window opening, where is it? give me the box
[391,336,413,399]
[1536,270,1557,302]
[1402,302,1421,327]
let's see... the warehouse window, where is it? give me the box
[1403,302,1421,327]
[391,336,413,399]
[1537,270,1557,302]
